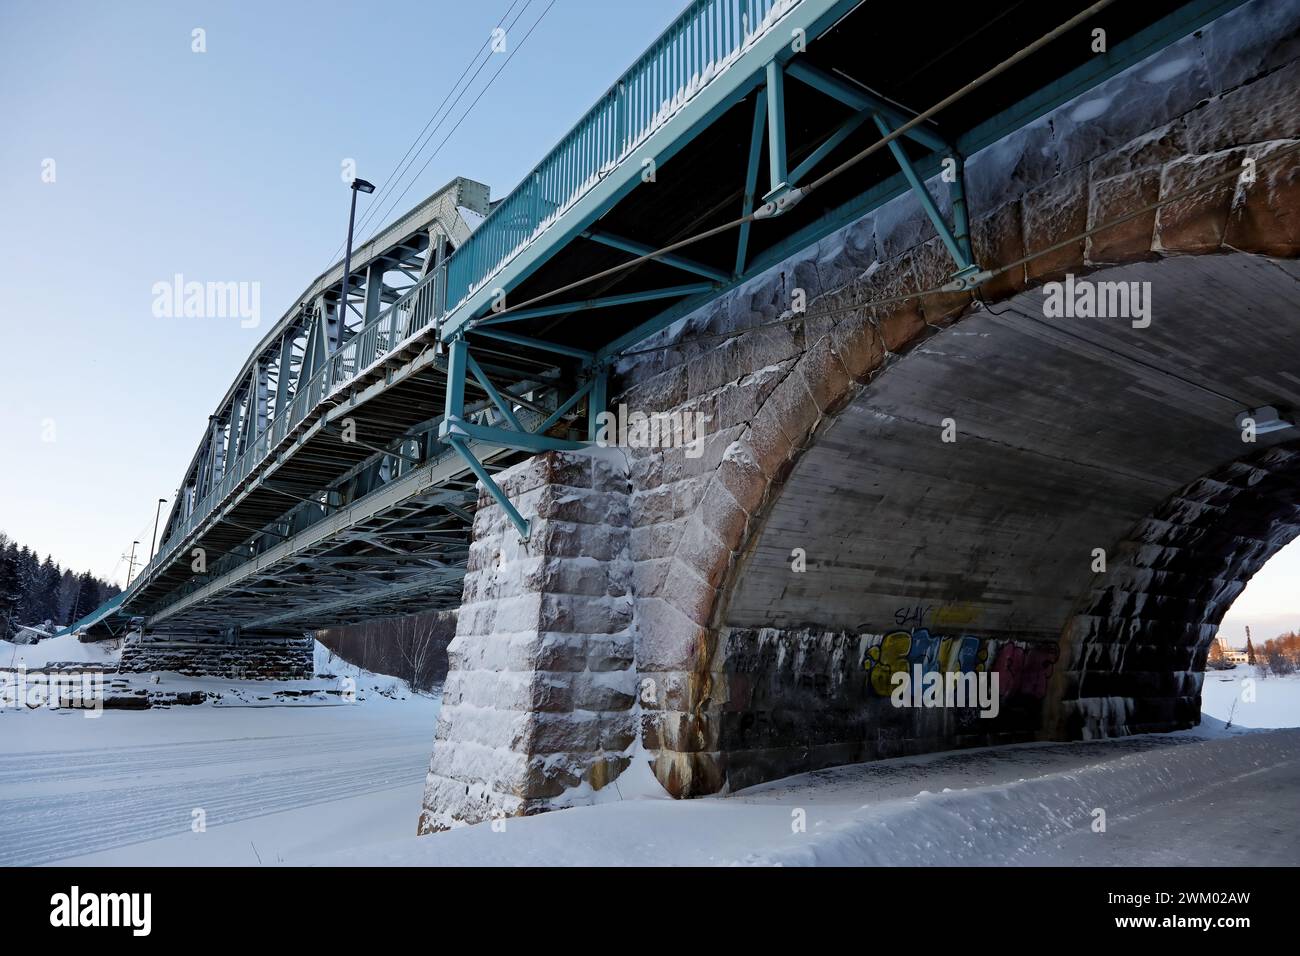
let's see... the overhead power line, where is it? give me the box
[362,0,560,246]
[321,0,533,267]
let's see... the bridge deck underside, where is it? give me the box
[131,345,541,635]
[149,485,476,635]
[729,254,1300,636]
[473,0,1197,356]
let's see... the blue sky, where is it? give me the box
[0,0,1293,641]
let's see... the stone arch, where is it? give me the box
[622,0,1300,797]
[637,126,1299,797]
[1057,442,1300,740]
[650,244,1300,790]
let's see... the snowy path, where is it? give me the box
[319,728,1300,866]
[1019,750,1300,866]
[0,702,439,866]
[2,668,1295,866]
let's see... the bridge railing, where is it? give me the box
[136,269,449,588]
[127,0,796,605]
[55,589,128,638]
[445,0,791,306]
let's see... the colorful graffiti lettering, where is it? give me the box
[992,642,1059,701]
[864,631,914,696]
[863,629,989,697]
[864,628,1056,704]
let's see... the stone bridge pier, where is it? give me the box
[419,0,1300,830]
[119,633,315,680]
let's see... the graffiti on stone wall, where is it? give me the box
[892,602,982,630]
[862,627,1058,706]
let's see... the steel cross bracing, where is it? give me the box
[439,23,986,539]
[68,0,1248,638]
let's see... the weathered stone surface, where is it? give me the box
[1089,121,1190,181]
[1021,166,1089,283]
[1087,166,1160,264]
[118,637,313,680]
[1156,149,1243,254]
[970,201,1027,300]
[419,449,637,831]
[1223,139,1300,256]
[911,236,974,325]
[828,312,886,381]
[1201,0,1300,91]
[963,117,1058,211]
[1052,36,1214,175]
[745,401,796,479]
[1184,59,1300,156]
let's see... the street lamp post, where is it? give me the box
[339,178,376,350]
[125,540,140,587]
[149,497,167,564]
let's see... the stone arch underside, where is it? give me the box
[709,253,1300,792]
[622,1,1300,797]
[1060,440,1300,739]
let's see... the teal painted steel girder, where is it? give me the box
[735,86,768,277]
[780,55,974,276]
[765,59,789,196]
[784,60,950,155]
[465,351,525,432]
[872,113,972,273]
[947,152,974,266]
[474,282,717,327]
[443,336,468,428]
[55,590,128,638]
[445,436,530,541]
[787,109,872,187]
[583,230,730,283]
[441,418,585,454]
[537,378,593,435]
[469,328,594,360]
[438,0,859,343]
[594,152,957,361]
[593,0,1253,362]
[587,370,608,444]
[442,328,595,540]
[440,346,514,538]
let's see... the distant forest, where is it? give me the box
[0,531,122,637]
[318,610,456,694]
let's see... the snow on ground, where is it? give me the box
[0,687,440,866]
[1,636,413,710]
[1199,665,1300,729]
[0,633,120,669]
[308,728,1300,867]
[1016,743,1300,866]
[2,650,1298,866]
[320,665,1299,866]
[0,638,439,866]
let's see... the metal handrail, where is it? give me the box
[445,0,791,306]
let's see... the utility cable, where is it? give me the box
[618,140,1300,356]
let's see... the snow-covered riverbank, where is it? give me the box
[2,647,1296,866]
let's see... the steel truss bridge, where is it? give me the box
[68,0,1246,639]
